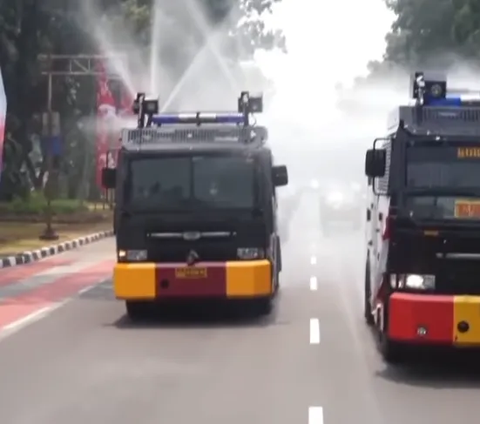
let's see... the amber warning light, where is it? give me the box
[457,147,480,158]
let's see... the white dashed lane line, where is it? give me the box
[2,307,52,332]
[308,241,323,423]
[308,406,324,424]
[309,318,320,344]
[308,247,323,423]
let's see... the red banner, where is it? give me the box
[95,60,133,188]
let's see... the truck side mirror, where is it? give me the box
[273,165,288,187]
[101,167,117,189]
[365,149,386,178]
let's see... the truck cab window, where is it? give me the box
[193,156,255,208]
[128,157,190,207]
[406,145,480,189]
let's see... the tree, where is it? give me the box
[451,0,480,57]
[384,0,458,64]
[362,0,480,78]
[339,0,480,112]
[0,0,285,200]
[0,0,48,198]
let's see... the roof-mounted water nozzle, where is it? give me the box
[237,91,263,126]
[411,71,447,105]
[132,93,159,128]
[132,90,263,128]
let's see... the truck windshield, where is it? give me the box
[406,144,480,189]
[404,144,480,219]
[125,154,258,211]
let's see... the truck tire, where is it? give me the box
[373,302,406,364]
[364,262,374,326]
[277,237,283,274]
[273,269,280,294]
[377,333,405,364]
[126,301,149,321]
[251,297,273,316]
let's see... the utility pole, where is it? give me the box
[37,54,126,240]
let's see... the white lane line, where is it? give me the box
[308,406,324,424]
[3,306,53,331]
[310,256,317,265]
[309,318,320,344]
[77,284,97,295]
[0,281,106,339]
[309,276,318,291]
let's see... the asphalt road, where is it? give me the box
[0,196,480,424]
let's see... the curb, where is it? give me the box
[0,230,114,269]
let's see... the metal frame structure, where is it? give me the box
[38,54,126,117]
[38,54,126,76]
[36,53,127,240]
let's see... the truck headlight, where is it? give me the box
[401,274,435,290]
[237,248,265,260]
[118,250,147,261]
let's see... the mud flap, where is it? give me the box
[375,302,405,364]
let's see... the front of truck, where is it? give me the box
[387,136,480,347]
[115,146,275,304]
[379,73,480,348]
[105,92,288,318]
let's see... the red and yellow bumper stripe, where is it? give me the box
[388,293,480,345]
[113,260,272,300]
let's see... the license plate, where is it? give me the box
[175,267,207,279]
[454,200,480,218]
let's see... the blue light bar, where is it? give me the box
[426,97,462,107]
[151,112,245,126]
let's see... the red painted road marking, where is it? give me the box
[0,260,113,329]
[0,258,74,288]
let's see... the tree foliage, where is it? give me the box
[0,0,285,200]
[376,0,480,72]
[337,0,480,113]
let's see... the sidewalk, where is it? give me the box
[0,240,114,333]
[0,222,113,268]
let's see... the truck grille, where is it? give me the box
[390,229,480,295]
[435,258,480,295]
[146,239,238,262]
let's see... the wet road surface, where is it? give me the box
[0,196,479,424]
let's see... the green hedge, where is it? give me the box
[0,193,89,215]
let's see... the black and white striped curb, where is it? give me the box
[0,230,113,269]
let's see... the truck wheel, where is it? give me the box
[251,297,273,316]
[125,301,149,321]
[364,262,374,326]
[377,333,405,364]
[374,304,406,364]
[273,271,280,294]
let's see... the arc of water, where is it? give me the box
[160,8,240,111]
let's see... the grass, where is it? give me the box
[0,193,113,215]
[0,193,114,257]
[0,221,113,257]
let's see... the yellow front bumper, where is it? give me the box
[113,260,272,300]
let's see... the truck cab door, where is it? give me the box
[370,192,380,282]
